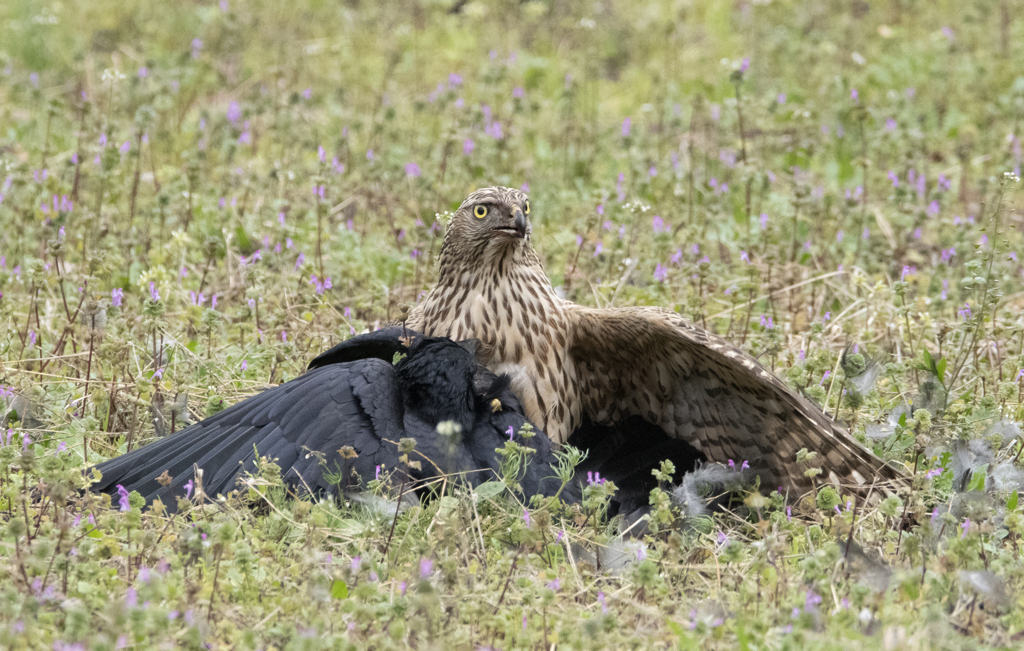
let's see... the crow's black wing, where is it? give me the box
[92,359,405,509]
[307,327,424,370]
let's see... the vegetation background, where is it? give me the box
[2,0,1024,648]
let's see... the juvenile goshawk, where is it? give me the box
[406,186,907,494]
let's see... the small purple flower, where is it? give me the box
[240,359,248,370]
[405,162,422,178]
[149,282,160,302]
[184,480,193,500]
[117,485,130,511]
[507,426,514,441]
[27,331,36,346]
[648,166,657,177]
[302,87,312,100]
[448,73,463,88]
[759,213,769,229]
[594,242,604,256]
[463,138,475,155]
[739,57,750,73]
[351,556,362,573]
[547,578,560,590]
[419,558,433,578]
[523,509,531,527]
[850,88,859,103]
[805,589,823,610]
[513,86,524,98]
[653,263,668,282]
[651,215,665,233]
[191,38,203,58]
[598,592,608,614]
[621,117,631,138]
[958,303,972,321]
[925,468,943,480]
[119,141,130,154]
[375,465,382,481]
[111,288,124,307]
[927,200,940,216]
[366,149,374,161]
[961,519,971,537]
[885,118,897,132]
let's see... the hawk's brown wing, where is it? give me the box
[566,305,908,495]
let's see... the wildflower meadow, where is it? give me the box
[1,0,1024,648]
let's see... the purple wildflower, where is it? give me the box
[117,485,130,511]
[653,263,668,282]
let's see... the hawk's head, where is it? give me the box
[444,186,531,254]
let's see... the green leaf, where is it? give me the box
[936,357,947,383]
[1008,490,1019,511]
[922,349,934,373]
[436,496,459,518]
[474,481,507,500]
[967,464,988,492]
[330,579,349,600]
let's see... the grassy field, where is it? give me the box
[2,0,1024,648]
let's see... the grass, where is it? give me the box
[2,0,1024,648]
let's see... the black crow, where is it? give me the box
[92,330,575,510]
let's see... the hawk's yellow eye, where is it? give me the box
[474,205,489,219]
[524,200,530,215]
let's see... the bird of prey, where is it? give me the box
[93,332,574,510]
[406,186,908,495]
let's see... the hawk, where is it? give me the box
[406,186,908,495]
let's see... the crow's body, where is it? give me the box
[93,334,574,509]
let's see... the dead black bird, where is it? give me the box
[92,329,574,510]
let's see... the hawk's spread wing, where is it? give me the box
[566,305,907,494]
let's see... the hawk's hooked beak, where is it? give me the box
[511,209,528,238]
[493,209,528,239]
